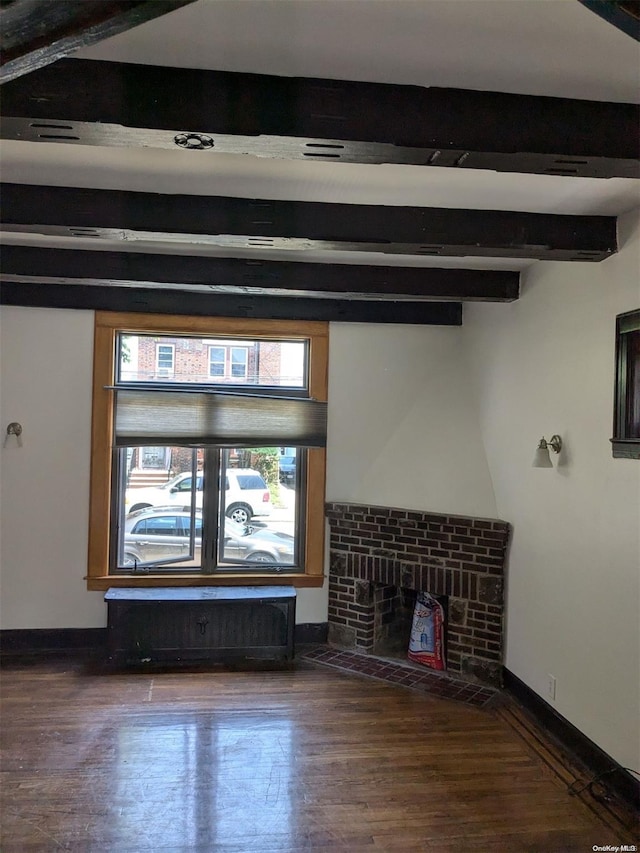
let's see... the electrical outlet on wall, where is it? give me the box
[547,674,557,701]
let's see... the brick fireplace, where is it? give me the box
[325,503,510,687]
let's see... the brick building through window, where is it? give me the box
[132,337,283,386]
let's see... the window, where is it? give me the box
[208,344,249,381]
[230,347,248,379]
[156,343,174,377]
[612,309,640,459]
[209,346,225,378]
[88,313,328,590]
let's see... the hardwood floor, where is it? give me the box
[0,656,635,851]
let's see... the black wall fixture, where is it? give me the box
[1,59,637,178]
[0,184,618,262]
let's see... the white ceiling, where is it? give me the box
[79,0,640,102]
[1,0,639,271]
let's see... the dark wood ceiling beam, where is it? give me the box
[0,282,462,326]
[0,246,520,302]
[0,184,618,261]
[578,1,640,40]
[1,59,637,178]
[0,1,197,83]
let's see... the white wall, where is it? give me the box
[0,307,105,628]
[326,323,497,518]
[463,207,640,771]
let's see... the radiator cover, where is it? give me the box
[105,586,296,665]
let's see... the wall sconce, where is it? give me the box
[533,435,563,467]
[3,422,23,448]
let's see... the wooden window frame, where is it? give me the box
[87,312,328,590]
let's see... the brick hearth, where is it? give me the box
[325,503,510,687]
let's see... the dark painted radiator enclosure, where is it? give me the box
[105,586,296,665]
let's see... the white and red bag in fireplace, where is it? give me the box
[407,592,446,670]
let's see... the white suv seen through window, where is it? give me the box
[125,467,272,524]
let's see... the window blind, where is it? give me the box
[114,389,327,448]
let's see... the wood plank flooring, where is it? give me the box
[0,656,635,852]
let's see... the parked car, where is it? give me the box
[125,468,271,524]
[122,508,294,567]
[278,454,296,484]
